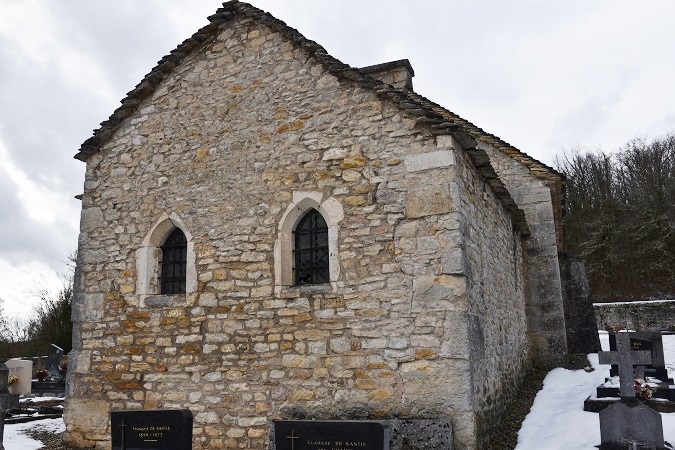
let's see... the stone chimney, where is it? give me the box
[359,59,414,91]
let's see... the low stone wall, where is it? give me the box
[593,300,675,331]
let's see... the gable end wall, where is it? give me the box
[67,16,532,450]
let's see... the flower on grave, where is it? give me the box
[634,378,656,400]
[7,375,18,386]
[36,369,49,382]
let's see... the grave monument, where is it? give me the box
[586,332,675,412]
[597,333,666,449]
[4,359,32,395]
[0,363,20,450]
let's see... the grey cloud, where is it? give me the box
[0,175,72,269]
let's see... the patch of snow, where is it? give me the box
[19,396,64,404]
[516,333,675,449]
[593,299,675,306]
[3,418,65,450]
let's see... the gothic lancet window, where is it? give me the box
[294,209,329,285]
[160,228,187,294]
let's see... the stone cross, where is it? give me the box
[599,332,652,398]
[46,344,65,382]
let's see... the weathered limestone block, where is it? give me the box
[406,183,453,219]
[71,293,104,322]
[63,398,110,438]
[412,275,467,312]
[80,207,105,232]
[405,150,455,173]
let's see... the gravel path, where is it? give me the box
[24,429,73,450]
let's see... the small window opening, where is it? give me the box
[160,228,187,294]
[294,209,329,285]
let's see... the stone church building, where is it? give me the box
[65,2,578,449]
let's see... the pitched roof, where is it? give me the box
[74,0,562,237]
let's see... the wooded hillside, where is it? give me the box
[557,134,675,302]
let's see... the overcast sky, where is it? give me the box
[1,0,674,319]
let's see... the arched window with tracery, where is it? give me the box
[160,228,187,294]
[294,209,329,285]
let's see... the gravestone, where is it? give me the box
[0,363,20,450]
[4,359,32,395]
[598,333,652,399]
[111,409,193,450]
[608,332,671,382]
[593,332,675,405]
[598,333,665,449]
[46,344,64,382]
[599,401,665,449]
[272,420,389,450]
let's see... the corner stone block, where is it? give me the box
[406,183,453,219]
[80,207,104,233]
[436,135,459,150]
[70,350,91,374]
[405,150,454,173]
[63,398,110,435]
[440,247,467,275]
[440,312,471,359]
[412,275,467,312]
[401,359,474,412]
[71,293,104,322]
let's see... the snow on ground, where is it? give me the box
[19,396,64,404]
[516,332,675,450]
[2,333,674,449]
[3,418,65,450]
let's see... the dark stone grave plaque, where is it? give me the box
[608,332,671,382]
[111,409,192,450]
[273,420,389,450]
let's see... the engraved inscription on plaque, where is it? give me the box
[111,409,192,450]
[274,420,388,450]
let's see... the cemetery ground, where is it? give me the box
[3,332,674,450]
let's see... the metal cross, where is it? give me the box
[599,332,652,398]
[286,430,299,450]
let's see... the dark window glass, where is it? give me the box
[294,209,329,285]
[160,228,187,294]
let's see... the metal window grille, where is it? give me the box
[160,228,187,294]
[294,209,329,285]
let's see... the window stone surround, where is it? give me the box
[135,212,197,307]
[274,191,344,294]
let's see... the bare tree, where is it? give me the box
[29,276,73,353]
[556,133,675,301]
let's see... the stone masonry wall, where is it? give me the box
[66,16,530,450]
[480,143,568,365]
[453,146,529,446]
[594,300,675,331]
